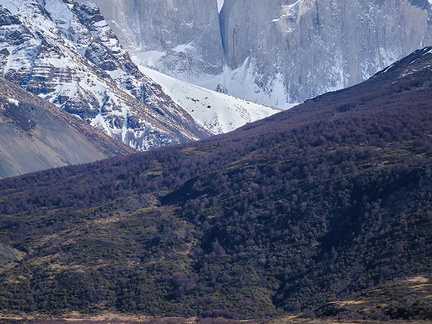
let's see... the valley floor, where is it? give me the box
[1,315,431,324]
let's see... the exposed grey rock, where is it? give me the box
[220,0,432,104]
[82,0,225,81]
[85,0,432,107]
[0,244,19,265]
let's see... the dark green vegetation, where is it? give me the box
[1,48,432,321]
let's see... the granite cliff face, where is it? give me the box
[220,0,432,105]
[84,0,225,82]
[88,0,432,107]
[0,0,276,152]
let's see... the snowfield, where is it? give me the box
[137,65,281,135]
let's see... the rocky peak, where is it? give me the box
[0,6,20,26]
[0,0,276,153]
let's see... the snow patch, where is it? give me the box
[7,98,19,106]
[217,0,224,12]
[190,59,299,109]
[45,57,69,69]
[173,43,194,53]
[94,20,108,28]
[43,0,75,34]
[275,0,315,24]
[133,51,166,68]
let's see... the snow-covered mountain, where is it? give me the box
[0,0,277,151]
[89,0,432,108]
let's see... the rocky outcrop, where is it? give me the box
[0,0,276,151]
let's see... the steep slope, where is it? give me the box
[0,48,432,320]
[0,0,211,150]
[88,0,432,108]
[218,0,432,106]
[80,0,225,82]
[0,0,277,149]
[0,77,133,178]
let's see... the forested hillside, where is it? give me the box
[0,48,432,321]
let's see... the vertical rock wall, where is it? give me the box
[220,0,432,103]
[85,0,225,80]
